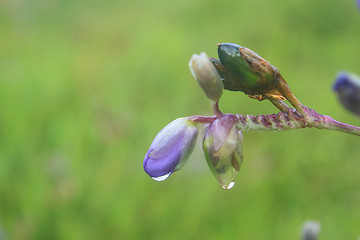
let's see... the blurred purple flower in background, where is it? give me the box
[333,72,360,117]
[143,118,198,181]
[301,221,321,240]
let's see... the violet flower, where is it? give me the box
[333,72,360,117]
[143,117,198,181]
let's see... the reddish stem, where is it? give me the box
[212,101,223,118]
[189,115,217,124]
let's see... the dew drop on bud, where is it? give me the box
[220,181,235,190]
[151,172,172,182]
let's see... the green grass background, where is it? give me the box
[0,0,359,239]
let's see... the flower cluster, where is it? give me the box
[144,48,246,189]
[143,43,304,189]
[144,43,360,190]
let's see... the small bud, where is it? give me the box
[217,43,276,91]
[189,52,224,102]
[333,72,360,116]
[143,118,198,181]
[301,221,321,240]
[203,114,243,189]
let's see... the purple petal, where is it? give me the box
[144,139,184,178]
[143,118,198,180]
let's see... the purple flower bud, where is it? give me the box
[203,114,243,189]
[144,118,198,181]
[333,72,360,117]
[189,52,224,102]
[357,0,360,10]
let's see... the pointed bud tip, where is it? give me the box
[217,43,277,94]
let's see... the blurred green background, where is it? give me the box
[0,0,359,239]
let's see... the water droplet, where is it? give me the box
[152,172,171,182]
[220,181,235,190]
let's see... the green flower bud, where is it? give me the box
[203,114,243,189]
[216,43,284,100]
[189,52,224,102]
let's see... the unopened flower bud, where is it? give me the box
[333,72,360,117]
[203,114,243,189]
[143,118,198,181]
[189,52,224,102]
[217,43,276,91]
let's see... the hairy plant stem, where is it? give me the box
[268,98,293,112]
[190,107,360,136]
[236,107,360,136]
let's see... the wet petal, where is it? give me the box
[143,118,198,180]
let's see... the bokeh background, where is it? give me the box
[0,0,359,239]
